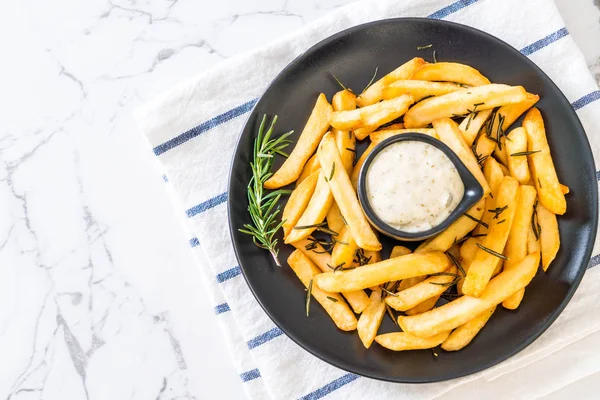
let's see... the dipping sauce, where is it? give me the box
[365,141,465,233]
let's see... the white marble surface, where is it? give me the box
[1,0,599,399]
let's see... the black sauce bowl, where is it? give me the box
[357,133,484,241]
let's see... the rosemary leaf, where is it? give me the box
[360,67,379,95]
[327,296,338,302]
[464,213,489,229]
[511,150,541,157]
[476,243,509,260]
[417,44,433,50]
[332,74,354,93]
[306,279,313,316]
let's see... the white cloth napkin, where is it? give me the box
[135,0,600,398]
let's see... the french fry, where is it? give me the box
[354,126,376,141]
[459,108,493,145]
[357,289,386,348]
[369,128,438,144]
[284,171,334,244]
[332,90,357,172]
[297,153,320,185]
[460,237,482,268]
[330,95,414,132]
[399,276,427,291]
[313,252,451,292]
[398,252,540,338]
[502,185,536,309]
[357,57,427,107]
[505,127,531,184]
[375,330,451,351]
[282,170,320,237]
[405,295,440,315]
[560,184,570,194]
[351,141,377,191]
[381,80,464,102]
[474,157,504,235]
[265,94,332,188]
[415,198,485,253]
[492,93,540,165]
[390,245,412,258]
[318,132,381,250]
[364,250,382,264]
[523,107,566,215]
[527,223,541,254]
[287,250,357,331]
[386,266,457,311]
[433,118,491,195]
[462,176,520,297]
[410,62,491,86]
[331,226,359,269]
[498,163,510,176]
[441,307,496,351]
[292,237,370,313]
[537,203,560,271]
[404,84,527,128]
[326,202,345,234]
[379,122,404,130]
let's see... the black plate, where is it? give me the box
[228,18,598,382]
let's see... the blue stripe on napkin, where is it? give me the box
[216,266,242,283]
[428,0,481,19]
[240,368,262,382]
[520,27,569,56]
[186,192,228,217]
[247,327,284,349]
[215,302,231,314]
[298,373,360,400]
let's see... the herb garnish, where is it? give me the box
[488,205,508,219]
[361,67,379,95]
[496,114,506,149]
[465,103,484,131]
[531,200,541,240]
[353,248,372,266]
[386,304,398,326]
[464,213,489,229]
[345,147,356,152]
[294,221,338,236]
[306,279,313,316]
[327,296,338,302]
[537,178,543,188]
[476,243,509,260]
[477,155,489,167]
[417,44,433,50]
[511,150,541,156]
[433,50,437,63]
[447,252,466,277]
[239,115,293,267]
[327,162,335,181]
[333,74,354,93]
[380,285,399,297]
[497,219,506,224]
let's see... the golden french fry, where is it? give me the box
[297,154,320,185]
[405,295,440,315]
[527,223,541,254]
[287,250,357,331]
[498,163,510,176]
[353,126,377,141]
[331,226,359,269]
[523,107,566,215]
[474,157,504,235]
[330,95,414,131]
[474,93,540,162]
[318,132,381,250]
[458,108,493,145]
[505,127,531,184]
[314,252,451,292]
[441,307,496,351]
[357,57,427,107]
[560,184,570,194]
[462,176,520,297]
[282,170,320,237]
[292,238,370,314]
[284,171,334,244]
[332,90,357,172]
[382,80,464,102]
[415,198,485,253]
[410,62,490,86]
[386,266,457,311]
[357,289,386,348]
[369,128,438,144]
[502,185,537,309]
[460,237,481,267]
[265,94,332,188]
[433,118,491,195]
[398,252,540,338]
[492,93,540,165]
[537,203,560,271]
[326,202,345,234]
[404,84,527,128]
[399,276,427,291]
[351,141,377,191]
[391,245,412,258]
[375,330,451,351]
[364,250,382,264]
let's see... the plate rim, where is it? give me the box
[227,17,599,383]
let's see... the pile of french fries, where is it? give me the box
[266,58,567,352]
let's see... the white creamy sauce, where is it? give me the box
[365,141,465,233]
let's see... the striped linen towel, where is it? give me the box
[135,0,600,398]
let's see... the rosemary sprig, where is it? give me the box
[306,279,313,316]
[333,74,354,93]
[447,252,466,277]
[511,150,541,157]
[353,249,372,266]
[293,221,338,236]
[476,243,509,260]
[464,213,489,229]
[417,44,433,50]
[497,114,506,150]
[239,115,293,267]
[360,67,379,95]
[465,103,484,131]
[433,50,437,63]
[488,205,508,220]
[532,200,541,240]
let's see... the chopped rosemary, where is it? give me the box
[537,178,543,188]
[353,248,372,266]
[306,279,313,316]
[511,150,541,157]
[497,219,506,224]
[293,222,338,236]
[332,74,354,93]
[341,214,348,226]
[345,147,356,152]
[417,44,433,50]
[488,205,508,219]
[386,304,398,326]
[239,115,293,267]
[432,50,437,63]
[380,285,399,297]
[477,155,489,167]
[464,213,489,229]
[476,243,509,260]
[327,296,338,302]
[497,114,506,150]
[327,162,335,181]
[465,103,484,131]
[447,252,466,277]
[360,67,379,95]
[532,200,541,240]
